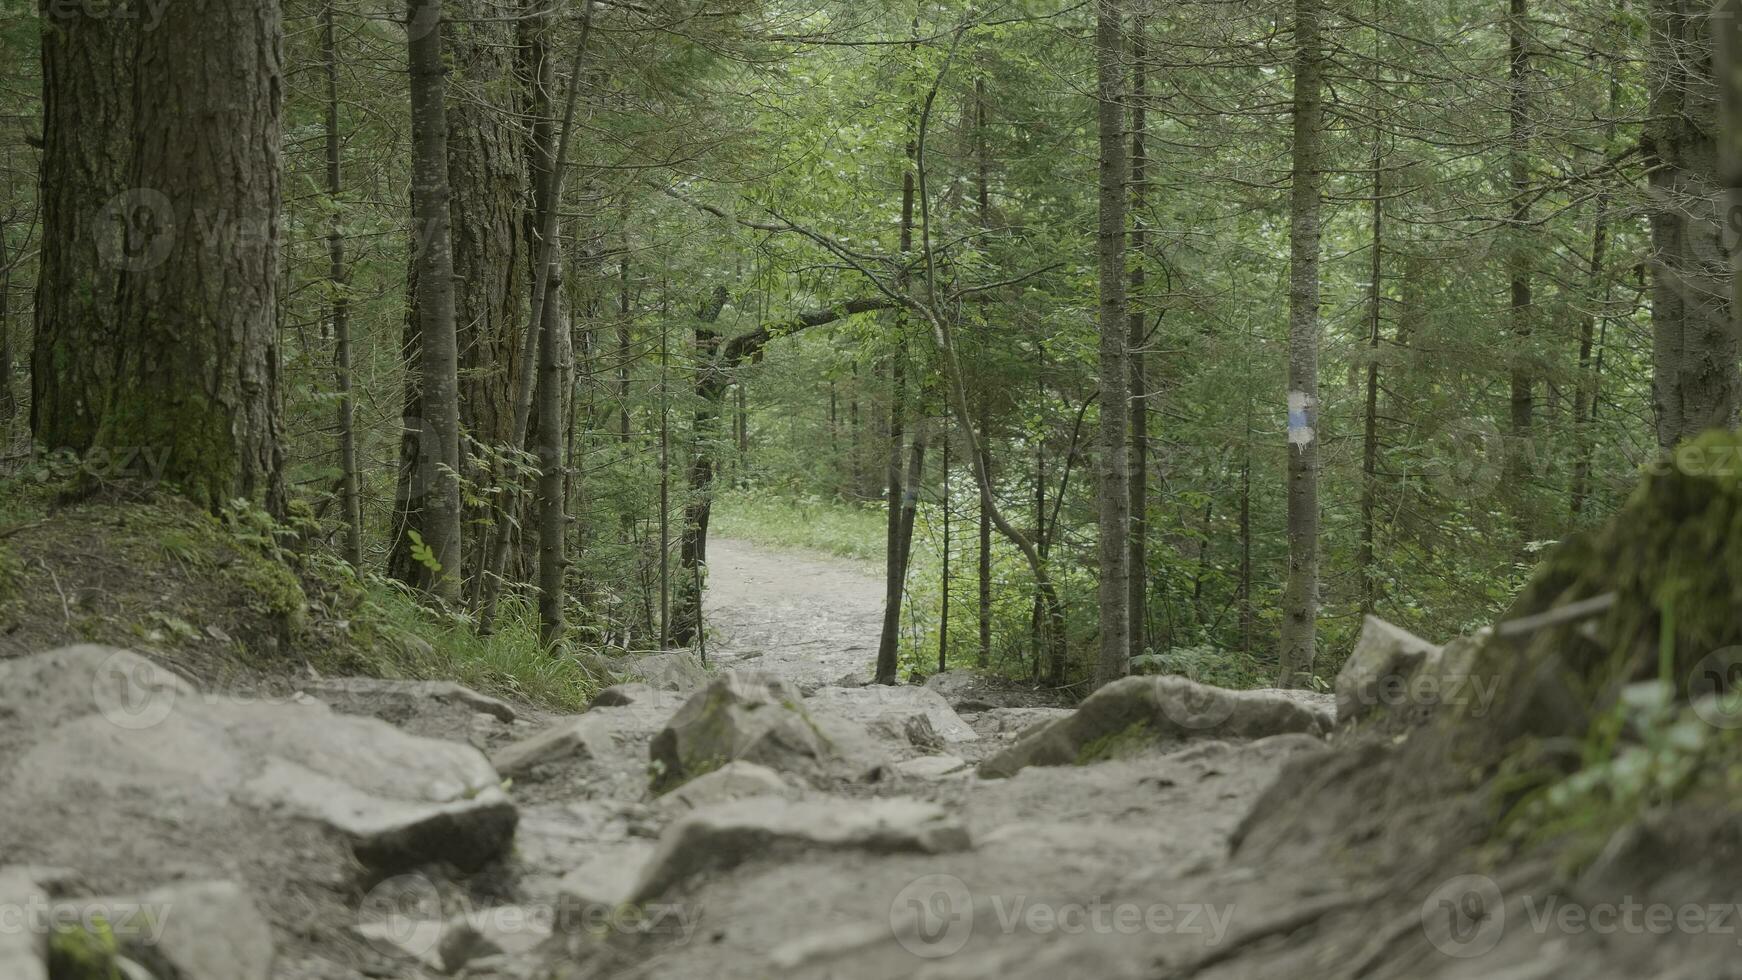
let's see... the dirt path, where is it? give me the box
[703,537,885,689]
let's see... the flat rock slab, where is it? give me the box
[620,652,711,694]
[893,755,969,779]
[631,797,972,903]
[302,676,520,723]
[806,685,979,743]
[0,646,517,875]
[978,676,1331,778]
[967,707,1074,740]
[490,714,615,777]
[655,761,793,815]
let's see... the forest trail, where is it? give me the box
[703,537,884,690]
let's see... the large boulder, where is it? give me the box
[629,797,971,903]
[650,671,884,793]
[0,646,517,875]
[1334,616,1441,725]
[978,676,1330,778]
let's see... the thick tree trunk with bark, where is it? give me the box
[1093,0,1131,689]
[406,0,465,599]
[31,2,133,455]
[98,0,284,511]
[1278,0,1323,687]
[1646,0,1739,447]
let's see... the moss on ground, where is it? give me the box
[0,486,599,713]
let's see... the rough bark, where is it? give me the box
[1093,0,1131,690]
[98,0,284,511]
[1277,0,1323,687]
[535,266,566,645]
[31,1,133,453]
[406,0,465,598]
[1646,0,1739,447]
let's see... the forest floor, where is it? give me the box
[2,501,1727,980]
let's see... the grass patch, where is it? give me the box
[711,490,887,561]
[352,580,601,712]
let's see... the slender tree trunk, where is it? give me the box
[31,1,132,454]
[940,432,951,673]
[1573,14,1622,516]
[1646,0,1738,447]
[618,222,633,445]
[535,264,566,645]
[1278,0,1324,687]
[670,286,730,647]
[324,1,363,568]
[875,127,920,685]
[97,0,283,511]
[1359,110,1384,615]
[406,0,464,596]
[975,72,994,670]
[1719,0,1742,340]
[1504,0,1536,499]
[1126,14,1150,662]
[1092,0,1132,689]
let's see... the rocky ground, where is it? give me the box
[3,529,1731,979]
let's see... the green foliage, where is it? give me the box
[352,577,601,712]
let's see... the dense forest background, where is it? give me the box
[0,0,1732,693]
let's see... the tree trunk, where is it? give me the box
[535,264,566,645]
[31,2,133,454]
[671,286,731,648]
[875,124,921,685]
[406,0,465,598]
[1278,0,1323,687]
[97,0,283,511]
[1359,107,1384,615]
[1127,13,1150,661]
[475,0,596,628]
[1504,0,1536,498]
[1573,13,1622,516]
[1646,0,1739,447]
[939,432,950,673]
[324,0,363,568]
[1720,0,1742,343]
[451,0,529,585]
[1093,0,1131,689]
[975,73,995,670]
